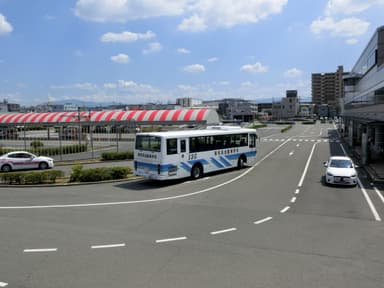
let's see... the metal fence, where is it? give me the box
[0,122,137,162]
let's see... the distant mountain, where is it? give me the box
[46,99,120,107]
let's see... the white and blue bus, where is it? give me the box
[134,126,258,180]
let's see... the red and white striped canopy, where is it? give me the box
[0,109,219,125]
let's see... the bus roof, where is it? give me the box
[136,126,257,138]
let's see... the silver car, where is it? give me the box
[0,151,54,172]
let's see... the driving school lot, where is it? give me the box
[0,122,383,288]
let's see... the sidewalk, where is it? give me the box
[349,143,384,182]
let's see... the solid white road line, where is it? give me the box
[254,216,273,225]
[0,137,293,210]
[339,144,381,222]
[210,228,237,235]
[280,206,290,213]
[156,237,187,243]
[357,179,381,222]
[0,282,8,287]
[373,186,384,204]
[23,248,57,253]
[91,243,126,249]
[291,197,296,203]
[298,143,317,188]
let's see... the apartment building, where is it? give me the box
[312,65,345,117]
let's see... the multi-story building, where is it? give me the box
[216,98,258,122]
[272,90,300,120]
[312,65,345,117]
[0,99,20,112]
[341,26,384,165]
[176,97,203,107]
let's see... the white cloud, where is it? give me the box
[111,53,130,63]
[240,62,268,73]
[178,14,207,32]
[177,85,193,90]
[0,14,13,35]
[183,64,206,73]
[310,17,370,42]
[101,30,155,43]
[118,80,138,88]
[142,42,162,55]
[345,38,358,45]
[74,0,187,22]
[177,48,191,54]
[178,0,288,32]
[74,82,97,90]
[241,81,255,87]
[284,68,303,78]
[325,0,384,16]
[74,0,288,31]
[208,57,219,62]
[104,83,117,89]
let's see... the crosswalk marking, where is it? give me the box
[261,138,340,143]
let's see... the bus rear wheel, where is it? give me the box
[237,156,246,169]
[191,164,203,180]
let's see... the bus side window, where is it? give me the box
[167,138,178,155]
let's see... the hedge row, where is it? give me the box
[0,170,64,185]
[0,144,88,157]
[250,124,267,129]
[70,165,132,182]
[281,125,293,133]
[101,151,133,161]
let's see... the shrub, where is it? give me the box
[281,125,293,133]
[69,164,83,182]
[101,151,133,161]
[250,124,267,129]
[69,166,131,182]
[30,140,44,148]
[0,170,64,185]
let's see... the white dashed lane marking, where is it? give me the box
[156,237,187,243]
[0,282,8,287]
[23,248,57,253]
[280,206,290,213]
[210,227,237,235]
[254,217,273,225]
[91,243,126,249]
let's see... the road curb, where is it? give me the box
[0,176,143,188]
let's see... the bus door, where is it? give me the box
[179,138,188,161]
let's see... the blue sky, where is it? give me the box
[0,0,383,106]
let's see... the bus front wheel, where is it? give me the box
[191,164,203,180]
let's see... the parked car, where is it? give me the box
[324,156,358,186]
[0,151,54,172]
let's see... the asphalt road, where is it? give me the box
[0,122,383,288]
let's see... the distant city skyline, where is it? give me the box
[0,0,383,105]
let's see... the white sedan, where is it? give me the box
[0,151,54,172]
[324,156,358,186]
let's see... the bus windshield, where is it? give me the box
[135,135,161,152]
